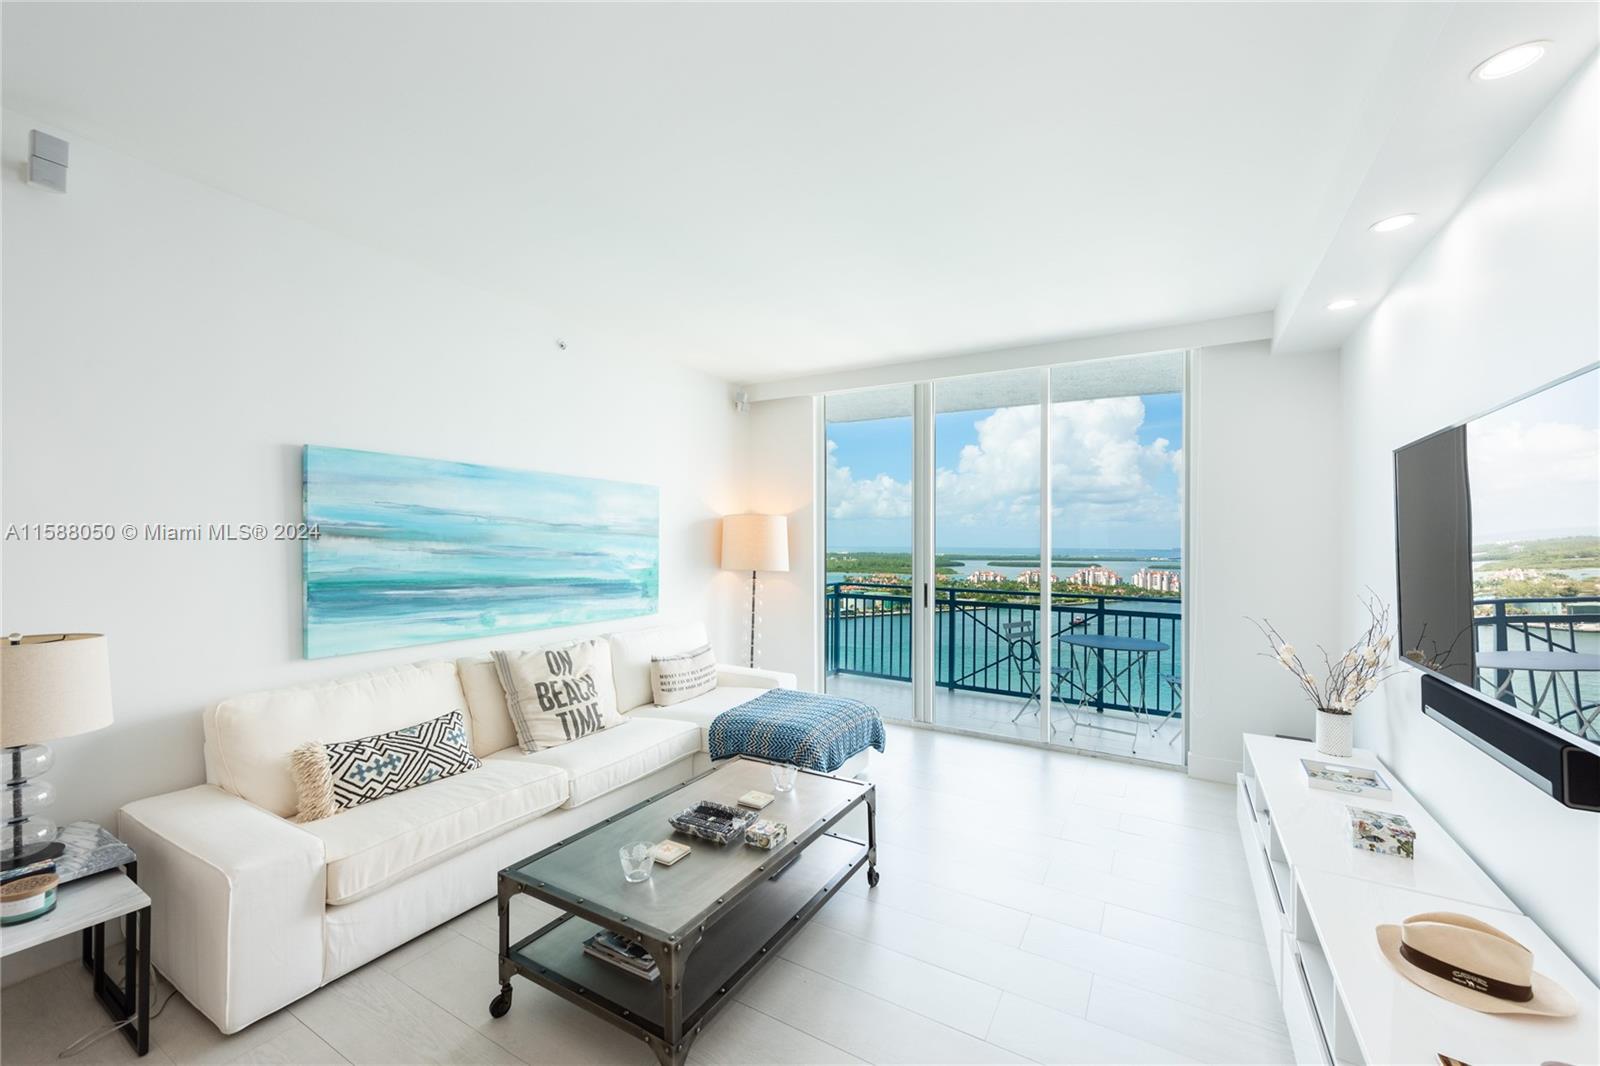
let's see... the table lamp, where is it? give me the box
[1,634,115,871]
[720,514,790,668]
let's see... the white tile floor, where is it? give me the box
[826,675,1185,768]
[0,725,1285,1065]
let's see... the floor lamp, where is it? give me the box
[721,514,790,668]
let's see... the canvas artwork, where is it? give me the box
[302,446,659,659]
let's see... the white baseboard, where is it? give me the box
[1187,751,1241,783]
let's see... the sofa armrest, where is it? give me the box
[716,664,797,690]
[118,785,326,1034]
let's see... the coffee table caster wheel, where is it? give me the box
[489,986,512,1018]
[867,867,880,888]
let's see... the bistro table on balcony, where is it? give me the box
[1475,649,1600,742]
[1058,632,1170,753]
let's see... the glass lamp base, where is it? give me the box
[1,838,64,871]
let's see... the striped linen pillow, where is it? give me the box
[650,644,718,706]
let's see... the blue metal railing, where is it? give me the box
[825,581,1182,715]
[1475,595,1599,740]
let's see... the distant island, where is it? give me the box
[1473,535,1600,602]
[826,550,1179,601]
[825,551,964,575]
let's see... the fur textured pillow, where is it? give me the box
[650,644,718,706]
[492,639,622,752]
[291,709,480,823]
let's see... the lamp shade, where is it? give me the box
[721,514,790,573]
[1,634,115,748]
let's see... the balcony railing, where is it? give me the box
[1475,595,1600,742]
[824,581,1182,716]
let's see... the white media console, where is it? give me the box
[1235,734,1598,1065]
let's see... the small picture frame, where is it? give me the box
[1300,758,1392,799]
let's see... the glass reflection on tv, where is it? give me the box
[1396,364,1600,745]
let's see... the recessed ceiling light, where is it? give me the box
[1327,299,1359,312]
[1370,213,1418,234]
[1471,41,1549,81]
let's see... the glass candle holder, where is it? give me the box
[619,842,655,883]
[770,763,798,793]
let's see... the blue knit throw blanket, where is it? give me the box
[707,688,887,773]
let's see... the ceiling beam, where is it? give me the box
[741,312,1272,402]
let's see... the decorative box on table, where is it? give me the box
[744,819,788,850]
[1347,806,1415,859]
[668,800,756,845]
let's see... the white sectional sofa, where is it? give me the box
[117,621,853,1035]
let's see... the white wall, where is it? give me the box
[0,114,742,976]
[1340,58,1599,982]
[1186,341,1345,781]
[734,397,820,689]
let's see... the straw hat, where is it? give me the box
[1376,912,1577,1017]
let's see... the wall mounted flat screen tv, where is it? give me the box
[1394,364,1600,808]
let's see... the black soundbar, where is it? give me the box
[1420,673,1600,811]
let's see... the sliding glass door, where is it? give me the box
[822,386,916,722]
[1047,353,1186,764]
[819,352,1186,766]
[932,370,1046,740]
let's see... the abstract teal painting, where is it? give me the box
[303,446,659,659]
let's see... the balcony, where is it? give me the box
[1474,595,1600,743]
[824,581,1183,766]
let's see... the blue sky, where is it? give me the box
[827,392,1183,552]
[1466,366,1599,542]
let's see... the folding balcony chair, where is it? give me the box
[1004,620,1072,733]
[1153,673,1183,745]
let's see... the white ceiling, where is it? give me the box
[2,3,1593,384]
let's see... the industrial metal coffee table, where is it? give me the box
[491,756,877,1066]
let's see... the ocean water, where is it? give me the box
[303,446,658,658]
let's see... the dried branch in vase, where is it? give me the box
[1252,592,1402,715]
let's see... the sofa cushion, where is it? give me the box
[204,661,467,818]
[487,717,700,808]
[456,657,519,758]
[650,644,718,706]
[628,687,768,751]
[457,640,618,758]
[291,710,482,822]
[300,759,568,904]
[608,622,710,712]
[493,640,623,751]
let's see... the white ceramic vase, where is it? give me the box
[1315,708,1354,757]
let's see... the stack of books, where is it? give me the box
[582,930,659,981]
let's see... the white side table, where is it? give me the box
[0,870,152,1055]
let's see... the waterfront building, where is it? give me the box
[1132,568,1182,593]
[1068,565,1121,587]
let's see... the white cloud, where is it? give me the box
[1049,397,1182,532]
[825,439,912,520]
[827,397,1182,535]
[1468,417,1600,540]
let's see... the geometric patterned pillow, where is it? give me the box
[289,710,480,823]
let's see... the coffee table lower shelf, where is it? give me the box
[495,833,868,1066]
